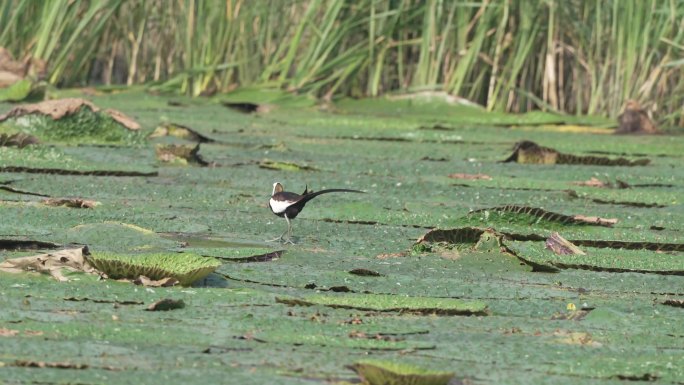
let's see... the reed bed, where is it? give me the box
[1,0,682,122]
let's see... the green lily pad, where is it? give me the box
[258,160,317,171]
[350,360,454,385]
[506,240,684,274]
[277,294,488,315]
[62,222,177,252]
[255,332,434,351]
[86,251,221,286]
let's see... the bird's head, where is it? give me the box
[272,182,284,195]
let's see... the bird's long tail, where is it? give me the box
[299,188,364,205]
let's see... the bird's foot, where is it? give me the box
[266,235,296,245]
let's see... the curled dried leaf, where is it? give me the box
[132,276,179,287]
[448,173,492,180]
[572,177,609,188]
[573,215,618,226]
[545,232,586,255]
[0,247,98,282]
[42,197,100,209]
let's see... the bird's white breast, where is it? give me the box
[269,198,293,214]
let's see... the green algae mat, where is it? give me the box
[0,92,683,384]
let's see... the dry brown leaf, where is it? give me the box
[348,330,368,339]
[42,197,100,209]
[104,108,141,130]
[0,98,140,131]
[376,252,406,259]
[663,299,684,308]
[0,47,46,86]
[448,173,492,180]
[553,330,602,347]
[0,48,26,78]
[573,215,618,226]
[0,328,19,337]
[0,71,22,88]
[14,360,88,369]
[0,247,99,282]
[132,276,179,287]
[545,232,586,255]
[572,177,609,188]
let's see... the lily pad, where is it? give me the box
[350,360,455,385]
[254,331,434,351]
[506,240,684,274]
[62,222,176,252]
[277,294,488,315]
[502,140,649,166]
[454,205,617,231]
[258,160,317,171]
[85,252,221,286]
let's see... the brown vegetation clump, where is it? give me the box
[616,100,658,134]
[0,47,46,87]
[0,98,141,130]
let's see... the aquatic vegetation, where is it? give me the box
[86,252,221,286]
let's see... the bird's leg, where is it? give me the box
[266,217,289,243]
[267,214,295,244]
[282,214,295,245]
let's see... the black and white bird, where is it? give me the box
[268,182,364,244]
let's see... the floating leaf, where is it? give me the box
[86,252,221,286]
[417,227,488,245]
[459,205,617,228]
[258,160,317,171]
[502,140,649,166]
[350,360,455,385]
[155,143,209,166]
[277,294,487,315]
[506,240,684,274]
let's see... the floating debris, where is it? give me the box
[502,140,649,166]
